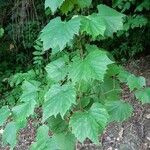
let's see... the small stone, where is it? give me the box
[146,136,150,141]
[145,114,150,119]
[107,147,112,150]
[106,136,111,141]
[0,129,4,134]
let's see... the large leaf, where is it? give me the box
[20,80,40,102]
[39,17,80,52]
[97,4,124,36]
[105,100,133,122]
[45,0,65,13]
[80,14,106,38]
[118,69,131,82]
[30,125,49,150]
[69,45,113,82]
[2,122,18,149]
[69,103,109,143]
[43,84,76,121]
[0,106,11,126]
[31,128,75,150]
[45,57,67,82]
[12,100,36,125]
[97,76,122,101]
[9,70,36,87]
[52,132,76,150]
[12,80,39,126]
[127,74,146,91]
[135,88,150,104]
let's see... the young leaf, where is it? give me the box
[2,122,18,149]
[118,69,131,83]
[45,57,67,82]
[43,84,76,121]
[39,17,80,52]
[0,28,4,38]
[97,4,124,36]
[9,73,25,87]
[45,0,65,13]
[107,64,123,77]
[105,100,133,122]
[9,70,36,87]
[80,14,106,38]
[69,46,113,82]
[135,88,150,104]
[0,106,11,126]
[60,0,92,14]
[127,74,146,91]
[60,0,76,14]
[69,103,109,143]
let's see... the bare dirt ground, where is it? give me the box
[0,56,150,150]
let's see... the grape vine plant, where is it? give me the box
[1,0,150,150]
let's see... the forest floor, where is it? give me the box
[0,56,150,150]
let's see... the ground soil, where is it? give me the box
[0,56,150,150]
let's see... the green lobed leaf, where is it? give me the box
[9,70,36,87]
[118,69,131,83]
[12,100,36,126]
[52,132,76,150]
[69,103,109,143]
[80,14,106,38]
[45,57,68,82]
[127,74,146,91]
[135,88,150,104]
[39,17,80,52]
[12,80,39,127]
[9,73,26,87]
[30,125,49,150]
[105,100,133,122]
[107,64,123,77]
[45,0,65,13]
[43,84,76,121]
[97,76,122,101]
[69,45,113,83]
[0,106,11,126]
[97,4,124,36]
[2,122,18,149]
[20,80,40,102]
[31,130,75,150]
